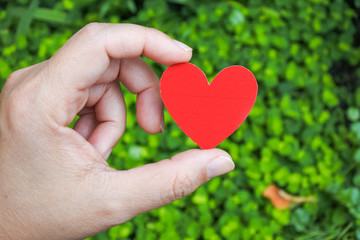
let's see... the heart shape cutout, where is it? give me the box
[160,63,258,149]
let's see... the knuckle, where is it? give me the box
[144,26,158,34]
[6,71,18,82]
[168,169,194,202]
[1,98,20,135]
[80,22,104,38]
[0,64,48,136]
[143,27,157,41]
[1,81,38,133]
[7,69,22,81]
[3,70,21,91]
[5,91,28,126]
[0,70,28,135]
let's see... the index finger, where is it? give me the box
[52,23,192,89]
[43,23,192,125]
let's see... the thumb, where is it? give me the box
[106,149,234,224]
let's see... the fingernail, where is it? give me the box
[173,40,192,52]
[207,156,235,180]
[104,149,113,160]
[160,124,164,133]
[160,118,165,133]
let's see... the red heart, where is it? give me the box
[160,63,258,149]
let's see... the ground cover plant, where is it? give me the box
[1,0,360,239]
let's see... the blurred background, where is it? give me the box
[1,0,360,239]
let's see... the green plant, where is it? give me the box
[1,0,360,239]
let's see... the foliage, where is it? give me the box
[1,0,360,239]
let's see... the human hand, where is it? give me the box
[0,23,235,240]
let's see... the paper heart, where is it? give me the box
[160,63,258,149]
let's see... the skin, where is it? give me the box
[0,23,234,240]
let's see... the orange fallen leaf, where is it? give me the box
[263,184,316,210]
[263,185,291,210]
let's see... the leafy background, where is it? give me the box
[1,0,360,239]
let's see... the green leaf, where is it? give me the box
[291,208,310,231]
[322,89,339,107]
[109,222,133,239]
[332,208,347,226]
[347,107,360,122]
[229,8,245,26]
[285,62,298,81]
[354,149,360,163]
[351,122,360,140]
[16,0,39,36]
[34,8,69,24]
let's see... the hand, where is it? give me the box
[0,23,234,240]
